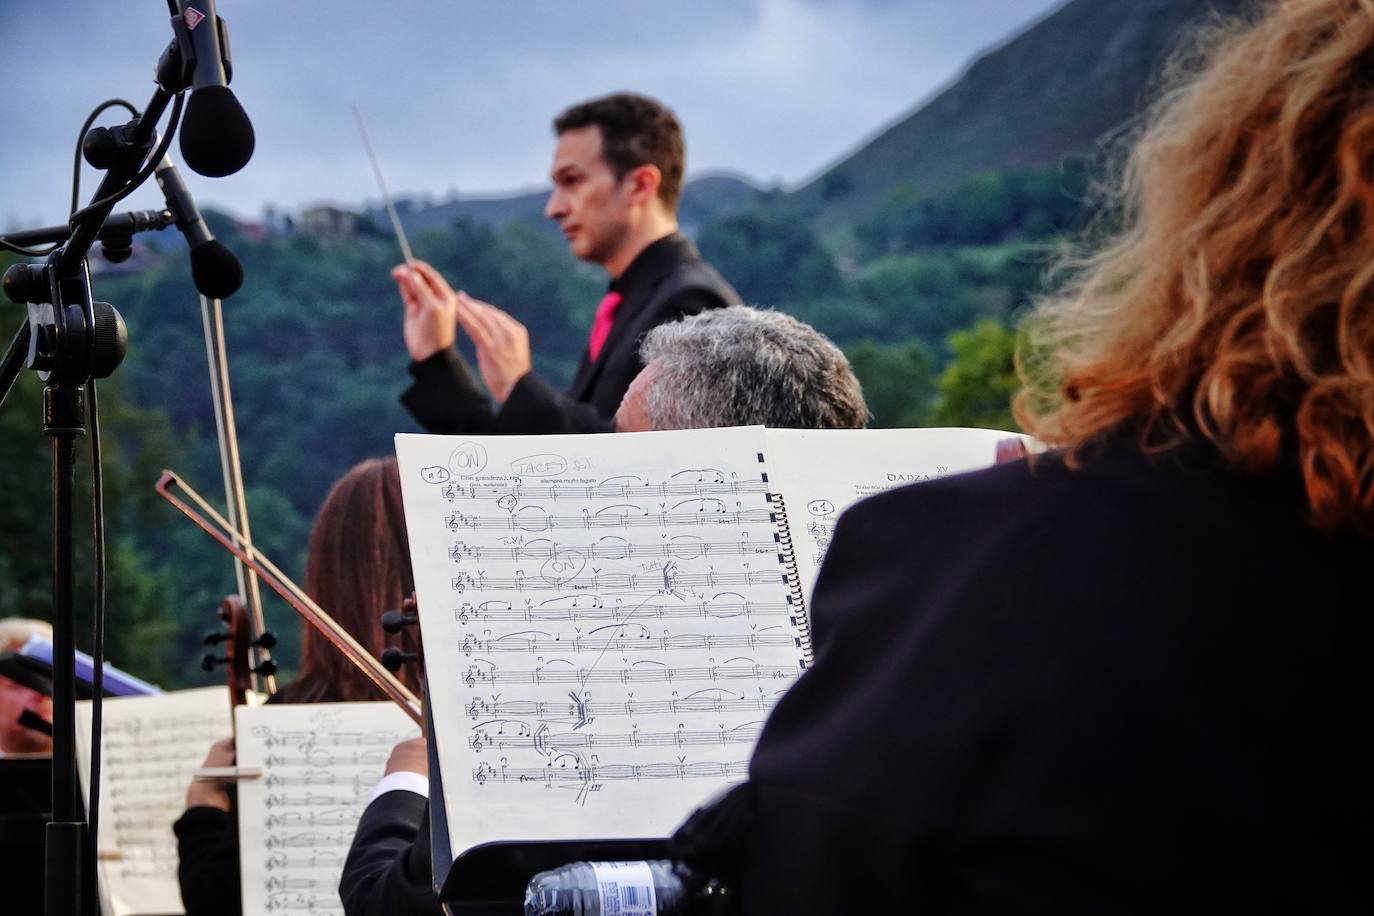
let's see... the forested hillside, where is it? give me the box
[0,0,1239,687]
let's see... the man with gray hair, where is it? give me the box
[614,306,868,432]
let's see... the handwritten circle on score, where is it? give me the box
[420,465,451,484]
[510,453,569,477]
[807,499,835,516]
[448,441,489,478]
[539,548,587,585]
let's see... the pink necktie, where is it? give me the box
[587,291,622,362]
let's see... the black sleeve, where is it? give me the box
[339,791,440,916]
[404,349,615,435]
[492,371,616,435]
[174,806,242,916]
[400,348,497,434]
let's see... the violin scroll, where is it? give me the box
[202,595,278,706]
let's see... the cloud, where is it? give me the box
[0,0,1064,225]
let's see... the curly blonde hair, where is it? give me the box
[1016,0,1374,534]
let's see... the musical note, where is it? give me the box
[464,688,784,721]
[444,506,773,531]
[468,722,763,752]
[449,568,778,593]
[469,759,748,785]
[461,662,796,686]
[452,596,791,624]
[451,535,776,563]
[456,630,794,655]
[435,475,765,502]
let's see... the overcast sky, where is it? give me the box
[0,0,1065,228]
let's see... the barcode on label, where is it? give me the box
[593,861,656,916]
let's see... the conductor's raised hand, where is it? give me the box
[452,291,532,404]
[393,260,458,362]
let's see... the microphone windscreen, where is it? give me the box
[180,86,256,178]
[190,239,244,299]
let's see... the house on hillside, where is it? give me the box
[298,205,359,240]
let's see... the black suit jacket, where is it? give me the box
[401,233,738,435]
[339,788,437,916]
[676,444,1372,915]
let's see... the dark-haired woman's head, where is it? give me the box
[287,456,422,703]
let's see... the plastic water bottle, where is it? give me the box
[524,859,732,915]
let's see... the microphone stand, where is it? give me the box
[1,209,175,264]
[0,37,199,916]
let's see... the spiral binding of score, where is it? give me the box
[768,491,814,669]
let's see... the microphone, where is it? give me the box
[175,0,255,177]
[155,156,244,299]
[0,209,174,250]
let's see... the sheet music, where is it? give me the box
[235,702,421,916]
[764,427,1017,600]
[396,427,807,857]
[75,686,232,916]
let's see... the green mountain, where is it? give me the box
[787,0,1251,228]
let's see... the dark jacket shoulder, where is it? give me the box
[734,445,1371,915]
[340,789,437,916]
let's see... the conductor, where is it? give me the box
[395,92,738,435]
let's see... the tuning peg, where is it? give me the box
[381,609,419,634]
[202,631,230,646]
[380,647,418,672]
[253,630,278,650]
[252,659,277,678]
[201,652,227,672]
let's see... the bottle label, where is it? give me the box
[590,860,657,916]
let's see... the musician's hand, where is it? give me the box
[394,260,457,362]
[185,737,235,812]
[385,736,429,778]
[452,291,533,404]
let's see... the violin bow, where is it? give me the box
[156,470,424,725]
[200,292,277,696]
